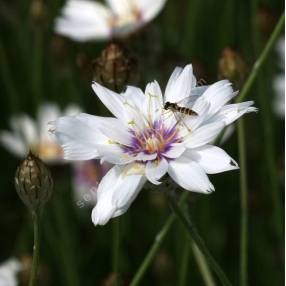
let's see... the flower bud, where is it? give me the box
[218,48,248,89]
[92,42,138,92]
[15,152,53,213]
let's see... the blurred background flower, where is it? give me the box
[0,258,22,286]
[55,0,167,42]
[0,103,81,163]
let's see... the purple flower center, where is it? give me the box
[123,120,181,160]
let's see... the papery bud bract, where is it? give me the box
[218,48,248,89]
[15,152,53,212]
[93,43,138,92]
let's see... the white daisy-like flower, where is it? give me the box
[0,258,22,286]
[0,103,81,163]
[55,0,167,42]
[51,64,257,226]
[273,37,285,118]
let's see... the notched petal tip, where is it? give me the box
[230,159,239,168]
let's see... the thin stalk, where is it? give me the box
[237,119,248,286]
[167,192,233,286]
[179,233,191,286]
[185,204,216,286]
[29,212,41,286]
[235,12,285,103]
[112,218,120,285]
[130,192,189,286]
[192,242,216,286]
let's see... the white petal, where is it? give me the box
[10,115,38,147]
[55,0,111,41]
[198,80,237,116]
[137,0,167,22]
[76,113,131,145]
[121,85,148,127]
[91,166,121,225]
[163,143,186,159]
[92,82,128,121]
[145,158,168,185]
[186,145,239,174]
[0,132,27,157]
[106,0,132,16]
[144,80,163,122]
[52,114,104,160]
[134,152,158,162]
[96,143,135,165]
[209,101,258,126]
[97,118,132,146]
[190,85,209,96]
[168,157,214,193]
[122,85,146,108]
[112,174,145,209]
[165,64,195,103]
[0,258,22,286]
[91,165,145,226]
[185,122,225,149]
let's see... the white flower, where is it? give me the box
[0,258,22,286]
[52,64,257,226]
[55,0,167,42]
[273,37,285,118]
[0,103,81,163]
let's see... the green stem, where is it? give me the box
[192,242,216,286]
[179,233,191,286]
[235,12,285,103]
[167,192,233,286]
[130,192,189,286]
[237,119,248,286]
[112,218,120,285]
[29,212,41,286]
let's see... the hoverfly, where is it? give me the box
[163,101,198,116]
[163,78,207,117]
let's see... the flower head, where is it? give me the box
[55,0,167,42]
[52,64,257,226]
[0,103,81,163]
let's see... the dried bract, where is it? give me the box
[15,152,53,212]
[93,43,138,92]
